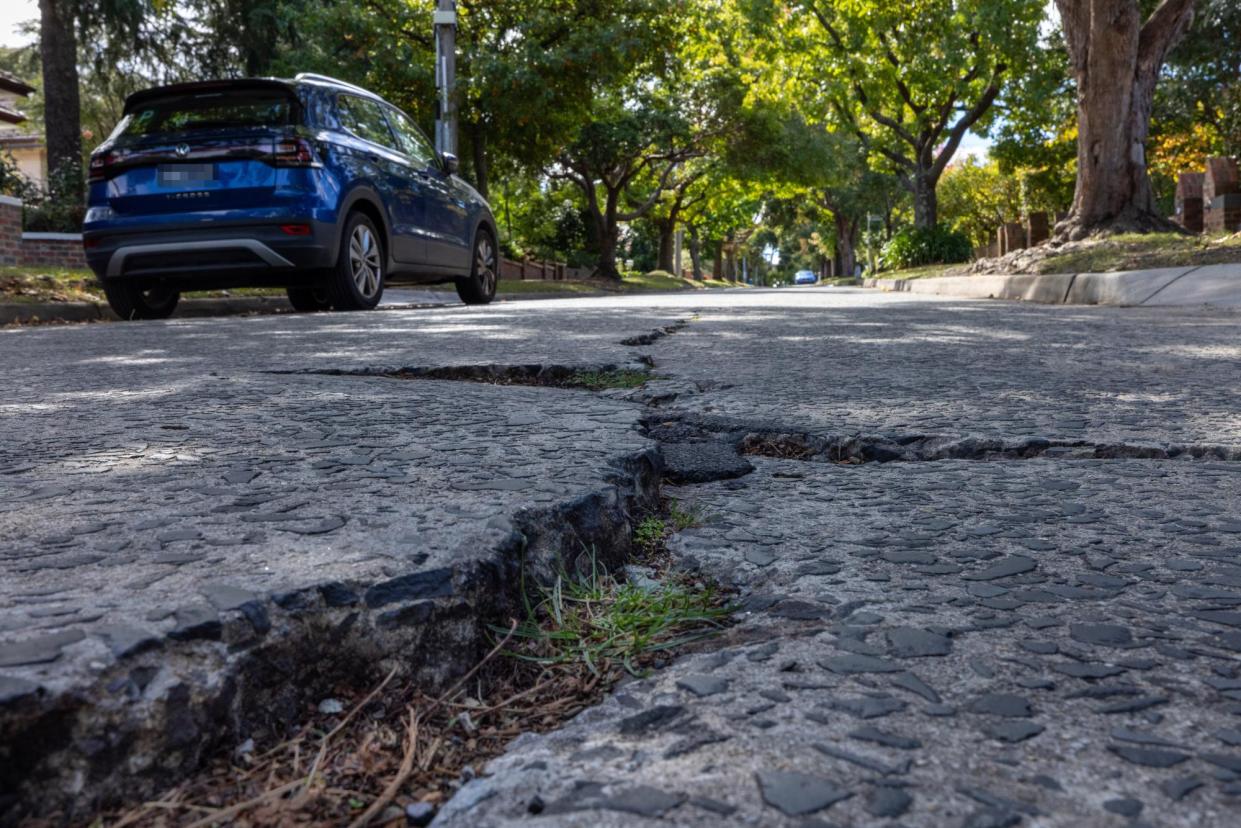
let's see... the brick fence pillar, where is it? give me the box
[1026,212,1050,246]
[0,196,21,266]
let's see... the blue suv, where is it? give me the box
[83,74,498,319]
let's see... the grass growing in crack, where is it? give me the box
[568,368,650,391]
[634,516,667,553]
[668,499,702,531]
[501,550,731,678]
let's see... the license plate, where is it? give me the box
[158,164,214,185]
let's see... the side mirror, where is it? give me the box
[441,153,459,175]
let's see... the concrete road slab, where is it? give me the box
[439,456,1241,827]
[2,287,1239,822]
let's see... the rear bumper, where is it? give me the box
[84,219,336,289]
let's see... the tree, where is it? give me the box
[641,163,708,273]
[1054,0,1197,239]
[750,0,1046,229]
[38,0,81,203]
[284,0,681,199]
[550,89,699,279]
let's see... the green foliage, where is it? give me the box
[634,517,667,553]
[881,225,972,270]
[937,155,1024,247]
[668,500,701,531]
[500,549,731,676]
[567,369,650,391]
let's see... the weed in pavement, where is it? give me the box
[567,368,650,391]
[500,549,732,678]
[634,516,667,553]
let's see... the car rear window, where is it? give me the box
[117,90,295,138]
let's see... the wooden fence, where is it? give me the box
[499,257,596,282]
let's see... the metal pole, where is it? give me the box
[433,0,457,157]
[673,228,683,277]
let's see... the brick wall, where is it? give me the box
[0,196,88,269]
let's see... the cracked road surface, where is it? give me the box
[2,287,1240,825]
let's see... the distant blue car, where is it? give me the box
[793,269,819,285]
[83,74,497,319]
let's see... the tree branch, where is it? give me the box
[1138,0,1197,86]
[617,157,690,222]
[929,66,1006,181]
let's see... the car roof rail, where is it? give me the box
[293,73,376,97]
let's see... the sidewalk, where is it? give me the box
[863,263,1241,308]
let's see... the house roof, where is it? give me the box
[0,103,26,125]
[0,132,41,146]
[0,71,36,97]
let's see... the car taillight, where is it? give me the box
[88,151,119,183]
[272,138,319,168]
[280,224,312,236]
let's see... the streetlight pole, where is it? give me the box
[433,0,457,158]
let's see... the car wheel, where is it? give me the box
[103,282,180,320]
[286,286,333,312]
[455,229,498,305]
[327,212,385,311]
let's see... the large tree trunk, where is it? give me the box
[834,213,859,279]
[39,0,82,205]
[688,225,703,280]
[655,218,675,273]
[911,170,938,229]
[1055,0,1196,240]
[596,229,621,280]
[595,192,622,280]
[712,241,723,280]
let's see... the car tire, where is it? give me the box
[286,285,333,312]
[455,228,498,305]
[103,282,180,321]
[327,212,385,311]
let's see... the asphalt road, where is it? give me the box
[3,286,1240,825]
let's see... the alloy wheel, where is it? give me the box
[349,225,382,299]
[475,236,497,296]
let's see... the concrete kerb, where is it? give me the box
[1065,267,1194,305]
[1143,263,1241,307]
[864,263,1241,308]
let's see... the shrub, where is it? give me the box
[23,202,87,233]
[880,225,973,270]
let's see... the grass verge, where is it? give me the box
[0,266,285,305]
[1033,231,1241,274]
